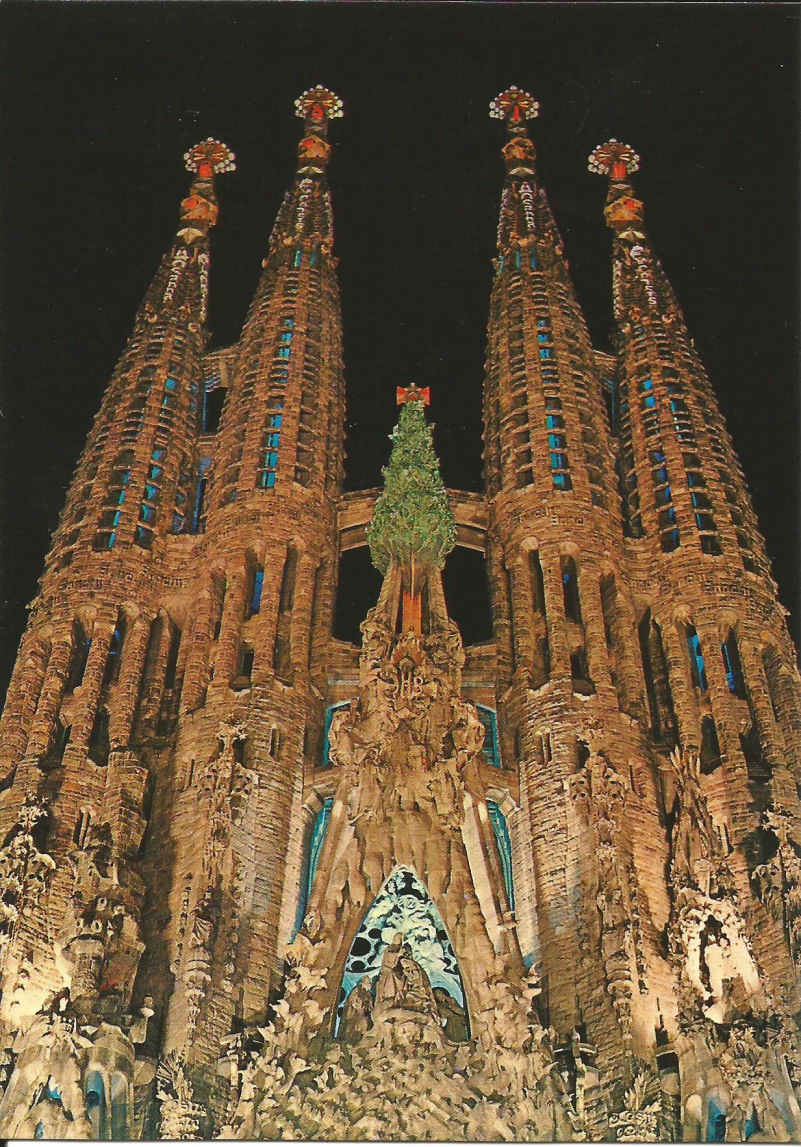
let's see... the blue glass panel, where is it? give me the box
[144,483,158,501]
[107,531,116,548]
[546,414,564,429]
[307,798,333,900]
[550,452,568,469]
[547,433,566,449]
[161,393,175,408]
[705,1100,727,1142]
[280,331,293,344]
[152,448,166,461]
[476,705,501,768]
[310,248,319,267]
[654,466,668,483]
[264,451,279,468]
[640,377,653,390]
[537,333,550,344]
[487,799,515,910]
[171,512,184,533]
[282,317,295,328]
[529,252,538,269]
[650,449,666,464]
[277,347,291,360]
[294,249,303,268]
[744,1111,759,1140]
[250,569,264,615]
[687,631,709,691]
[164,377,178,391]
[552,473,571,490]
[497,255,505,272]
[139,504,155,524]
[642,394,656,409]
[269,412,283,427]
[148,465,163,480]
[265,432,280,448]
[514,250,521,269]
[265,471,276,488]
[539,348,553,360]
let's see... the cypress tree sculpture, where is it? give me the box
[366,392,456,581]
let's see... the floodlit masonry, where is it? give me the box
[0,87,799,1141]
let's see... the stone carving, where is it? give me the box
[176,722,254,1039]
[667,747,719,889]
[751,804,801,963]
[608,1063,662,1142]
[156,1049,205,1140]
[218,563,584,1140]
[665,750,801,1138]
[569,754,637,1043]
[0,992,93,1139]
[0,795,55,963]
[221,932,583,1142]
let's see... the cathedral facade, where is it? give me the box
[0,87,799,1141]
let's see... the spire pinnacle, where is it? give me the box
[490,88,539,178]
[294,86,344,173]
[176,137,236,246]
[587,140,640,182]
[588,140,645,236]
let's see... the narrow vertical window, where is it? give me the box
[700,716,722,773]
[529,551,546,615]
[685,625,708,692]
[163,623,182,690]
[561,556,581,623]
[721,630,745,698]
[247,564,264,618]
[103,615,127,687]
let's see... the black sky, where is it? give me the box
[1,2,799,695]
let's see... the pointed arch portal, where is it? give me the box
[336,867,467,1033]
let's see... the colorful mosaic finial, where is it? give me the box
[396,383,430,407]
[489,87,540,127]
[183,138,237,179]
[588,140,640,181]
[294,87,345,123]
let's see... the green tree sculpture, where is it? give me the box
[367,401,456,576]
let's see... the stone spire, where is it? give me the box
[208,88,345,505]
[264,86,343,259]
[142,137,235,327]
[589,139,771,570]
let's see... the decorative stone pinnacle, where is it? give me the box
[294,87,344,123]
[489,87,540,128]
[588,140,640,181]
[396,383,430,407]
[183,139,237,179]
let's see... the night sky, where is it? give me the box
[1,3,799,695]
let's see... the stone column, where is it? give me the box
[25,632,74,759]
[214,561,248,685]
[0,635,51,771]
[181,583,217,714]
[507,557,535,672]
[71,614,116,749]
[738,640,784,766]
[289,552,316,683]
[539,544,571,679]
[110,612,153,748]
[657,616,700,750]
[136,612,172,736]
[579,567,613,691]
[609,587,649,722]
